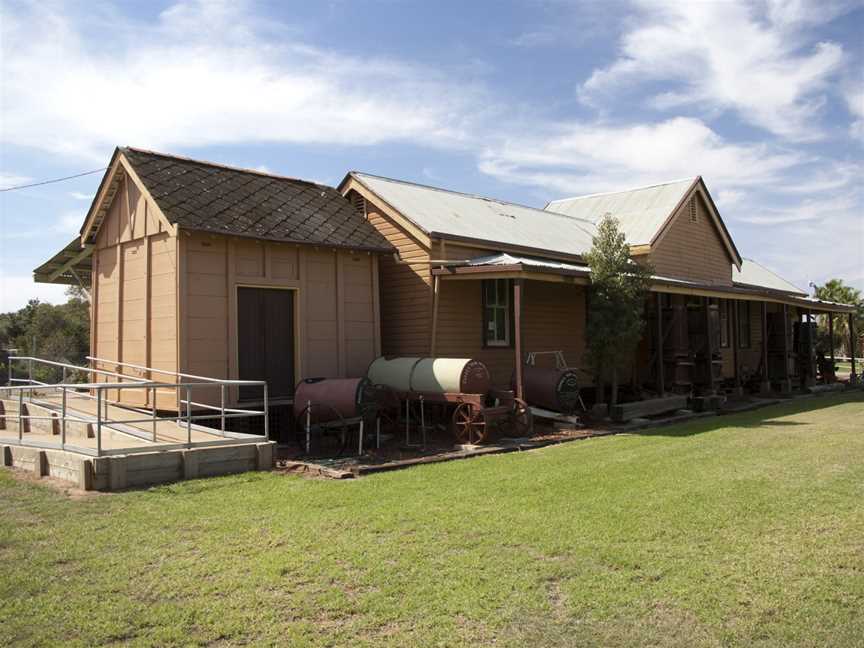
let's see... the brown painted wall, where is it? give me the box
[91,176,381,411]
[650,189,733,286]
[181,231,380,406]
[435,279,586,388]
[92,174,176,409]
[364,196,432,356]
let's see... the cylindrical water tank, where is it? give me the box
[293,377,372,423]
[367,356,491,395]
[516,365,583,414]
[366,357,422,392]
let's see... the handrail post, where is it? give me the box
[61,386,67,449]
[96,388,102,457]
[151,386,157,442]
[220,384,226,436]
[263,383,269,441]
[186,386,192,447]
[28,359,33,402]
[18,388,24,443]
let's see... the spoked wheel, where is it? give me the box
[451,402,487,445]
[511,398,534,437]
[294,404,348,456]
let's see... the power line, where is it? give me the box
[0,167,107,192]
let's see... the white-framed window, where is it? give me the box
[483,279,510,347]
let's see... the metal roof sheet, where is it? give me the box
[33,238,93,286]
[545,178,697,246]
[353,172,597,258]
[733,258,807,296]
[462,252,589,273]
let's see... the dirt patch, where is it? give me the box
[1,465,104,500]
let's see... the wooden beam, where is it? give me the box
[828,311,835,368]
[513,279,524,401]
[656,292,665,395]
[430,274,440,356]
[46,244,94,282]
[704,297,715,393]
[732,300,741,389]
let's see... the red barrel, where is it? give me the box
[293,377,372,423]
[515,365,583,414]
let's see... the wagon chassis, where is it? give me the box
[398,389,532,445]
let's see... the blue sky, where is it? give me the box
[1,0,862,311]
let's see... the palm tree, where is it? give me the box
[813,279,863,357]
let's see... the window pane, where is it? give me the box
[496,309,506,340]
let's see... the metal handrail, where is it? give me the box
[86,355,267,385]
[2,356,271,455]
[10,356,149,384]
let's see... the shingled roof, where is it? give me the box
[121,147,392,251]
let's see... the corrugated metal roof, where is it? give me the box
[462,252,589,273]
[352,172,597,258]
[545,178,697,246]
[733,258,807,296]
[33,238,93,286]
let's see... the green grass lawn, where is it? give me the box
[2,393,863,647]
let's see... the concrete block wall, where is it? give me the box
[0,441,275,491]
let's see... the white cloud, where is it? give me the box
[844,81,864,141]
[0,0,489,161]
[579,0,848,141]
[479,116,803,196]
[0,275,68,312]
[68,191,91,200]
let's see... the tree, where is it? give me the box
[584,215,653,408]
[0,290,90,384]
[813,279,864,357]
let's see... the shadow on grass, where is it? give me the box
[635,391,863,438]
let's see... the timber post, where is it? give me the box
[828,312,835,376]
[430,275,440,357]
[656,292,664,396]
[513,279,524,401]
[780,304,792,394]
[731,300,742,396]
[760,302,771,395]
[704,297,715,394]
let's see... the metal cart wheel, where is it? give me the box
[511,398,534,437]
[451,402,487,445]
[294,403,349,456]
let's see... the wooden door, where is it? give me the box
[237,287,295,401]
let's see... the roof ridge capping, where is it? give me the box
[121,146,334,190]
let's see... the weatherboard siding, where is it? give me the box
[364,196,433,356]
[435,279,587,388]
[650,189,733,286]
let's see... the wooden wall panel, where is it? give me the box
[342,252,376,377]
[184,234,228,388]
[650,190,733,286]
[304,250,339,377]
